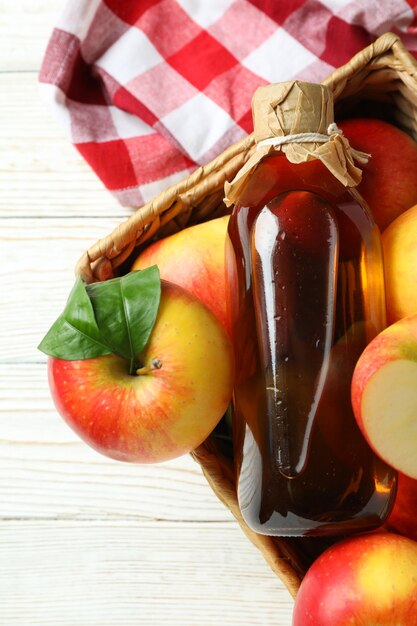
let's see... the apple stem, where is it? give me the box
[136,358,162,376]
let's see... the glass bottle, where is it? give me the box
[226,81,396,537]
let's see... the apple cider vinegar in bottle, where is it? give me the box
[225,81,396,536]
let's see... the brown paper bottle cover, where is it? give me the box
[252,81,333,143]
[224,80,369,206]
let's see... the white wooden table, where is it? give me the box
[0,2,294,624]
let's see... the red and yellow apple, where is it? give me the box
[292,532,417,625]
[132,216,231,335]
[351,313,417,479]
[382,203,417,323]
[48,280,234,463]
[339,118,417,231]
[387,472,417,543]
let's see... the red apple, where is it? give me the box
[351,313,417,479]
[338,118,417,232]
[131,216,231,335]
[387,472,417,543]
[292,532,417,625]
[382,203,417,324]
[48,281,234,463]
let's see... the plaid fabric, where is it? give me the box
[39,0,417,208]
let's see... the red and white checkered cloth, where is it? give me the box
[40,0,417,208]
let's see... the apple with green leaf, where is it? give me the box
[39,268,234,463]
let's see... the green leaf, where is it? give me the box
[38,278,111,359]
[38,268,161,370]
[86,267,161,367]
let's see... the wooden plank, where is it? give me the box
[0,73,128,218]
[0,217,130,362]
[0,520,293,625]
[0,0,61,72]
[0,364,233,522]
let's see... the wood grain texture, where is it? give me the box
[0,364,236,522]
[0,521,293,626]
[0,1,295,624]
[0,0,62,72]
[0,217,127,361]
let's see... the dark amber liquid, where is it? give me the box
[227,156,396,536]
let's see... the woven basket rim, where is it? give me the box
[73,31,417,596]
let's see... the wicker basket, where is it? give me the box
[75,32,417,598]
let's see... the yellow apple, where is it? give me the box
[132,216,231,335]
[48,281,234,463]
[382,203,417,323]
[351,313,417,479]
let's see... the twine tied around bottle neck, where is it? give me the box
[224,115,371,209]
[256,123,369,165]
